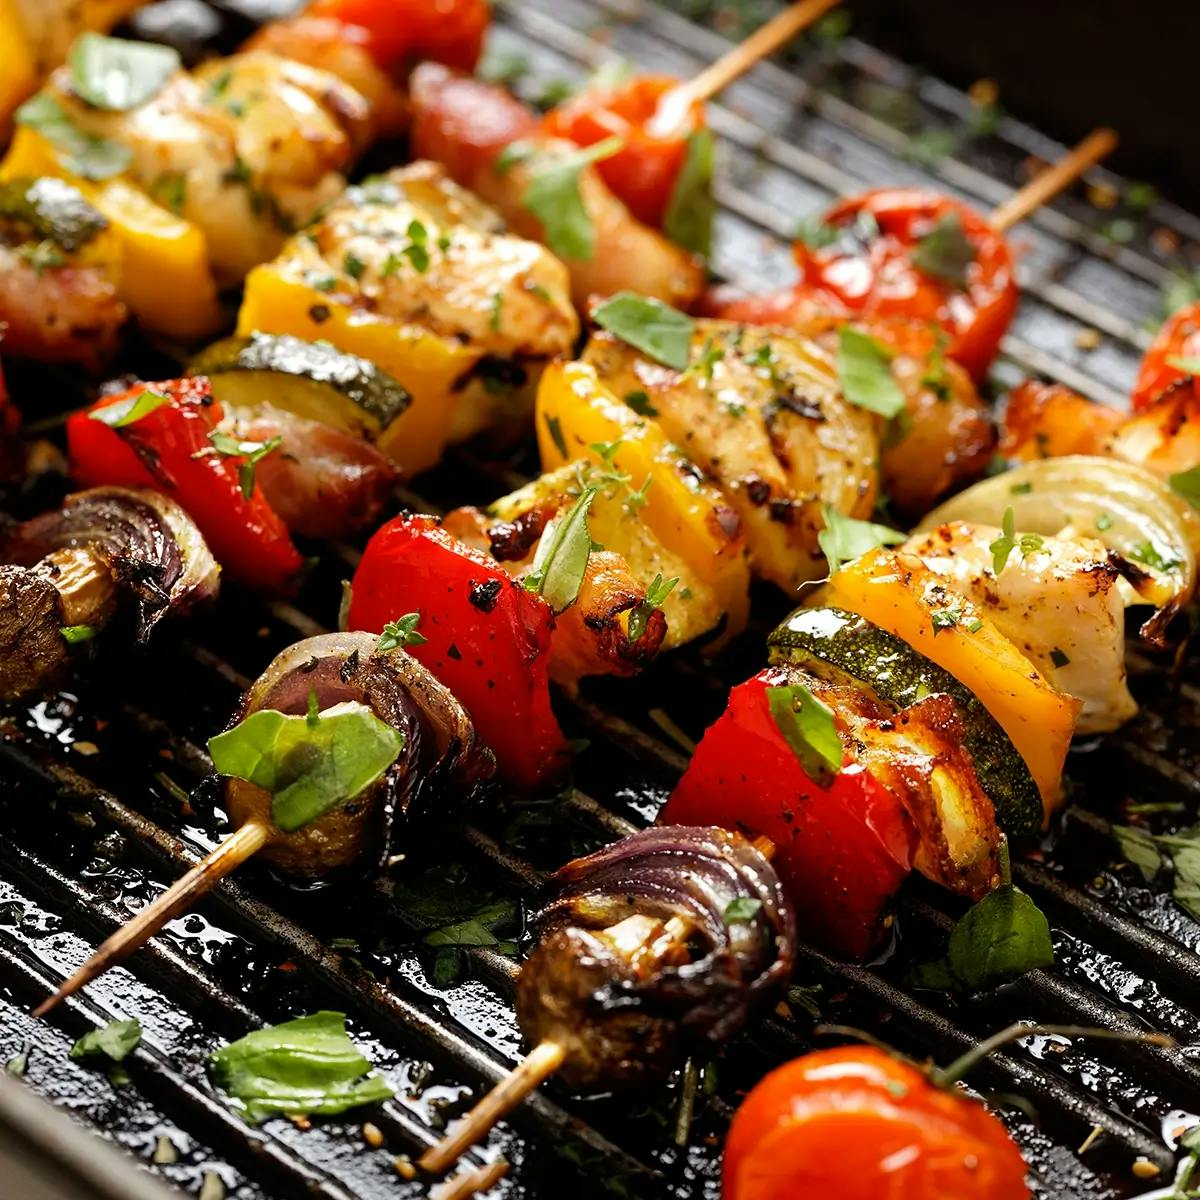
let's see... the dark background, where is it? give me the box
[850,0,1199,207]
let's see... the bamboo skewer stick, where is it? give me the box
[418,914,692,1176]
[990,127,1119,232]
[430,1158,509,1200]
[650,0,843,135]
[33,819,271,1018]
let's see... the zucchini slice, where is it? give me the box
[188,333,410,443]
[768,605,1042,837]
[0,176,108,252]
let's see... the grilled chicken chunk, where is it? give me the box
[582,320,880,592]
[40,51,369,283]
[904,521,1136,734]
[409,63,704,310]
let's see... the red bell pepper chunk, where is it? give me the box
[348,512,571,792]
[791,188,1018,383]
[544,74,705,230]
[660,666,916,958]
[67,377,304,595]
[305,0,490,72]
[1132,300,1200,411]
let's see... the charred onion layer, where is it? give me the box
[517,825,796,1089]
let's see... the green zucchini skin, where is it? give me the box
[189,333,411,434]
[0,177,108,252]
[768,606,1042,838]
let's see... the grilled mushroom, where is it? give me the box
[0,485,219,701]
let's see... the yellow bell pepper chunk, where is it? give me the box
[0,0,37,132]
[238,263,481,476]
[0,127,223,340]
[536,360,750,640]
[823,547,1080,818]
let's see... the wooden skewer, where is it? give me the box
[990,127,1118,232]
[33,819,271,1018]
[429,1158,509,1200]
[418,914,693,1176]
[650,0,843,136]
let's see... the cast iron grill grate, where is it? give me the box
[2,2,1200,1197]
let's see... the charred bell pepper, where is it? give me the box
[348,512,570,791]
[1132,300,1200,411]
[67,377,304,594]
[661,666,917,958]
[535,360,749,648]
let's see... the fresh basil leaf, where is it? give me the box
[88,388,170,428]
[16,93,132,180]
[946,880,1055,991]
[910,212,976,287]
[1112,823,1163,882]
[836,326,905,418]
[424,899,517,949]
[522,136,623,261]
[377,612,426,651]
[765,682,843,788]
[207,701,404,833]
[818,505,905,575]
[1169,465,1200,510]
[70,1018,141,1064]
[663,129,715,258]
[724,897,762,924]
[592,292,694,370]
[69,34,180,111]
[525,488,596,614]
[209,1011,393,1124]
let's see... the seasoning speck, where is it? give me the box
[153,1135,179,1164]
[362,1122,384,1148]
[198,1172,226,1200]
[393,1155,417,1180]
[1075,328,1102,351]
[72,741,99,756]
[1131,1158,1161,1180]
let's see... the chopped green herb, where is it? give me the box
[1019,531,1044,557]
[1169,465,1200,510]
[989,506,1017,575]
[343,251,366,280]
[522,136,624,261]
[1010,481,1033,495]
[592,292,695,370]
[963,616,983,633]
[817,504,905,575]
[765,683,843,789]
[88,388,170,428]
[377,613,426,652]
[208,701,404,833]
[836,326,905,418]
[495,140,535,175]
[148,170,187,215]
[338,580,352,632]
[524,489,597,614]
[627,573,678,643]
[69,34,179,111]
[794,214,839,249]
[724,897,762,924]
[1129,541,1183,573]
[930,608,960,633]
[476,47,530,87]
[489,291,503,333]
[910,212,976,288]
[70,1018,141,1065]
[544,413,567,458]
[209,1012,393,1123]
[61,624,97,644]
[663,128,715,258]
[207,430,282,500]
[18,240,65,275]
[686,336,725,381]
[15,93,132,181]
[624,390,658,418]
[1095,512,1114,532]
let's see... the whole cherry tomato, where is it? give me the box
[545,75,705,230]
[306,0,490,72]
[1131,300,1200,411]
[724,1046,1030,1200]
[661,667,916,958]
[792,189,1018,383]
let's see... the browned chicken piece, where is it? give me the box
[409,62,704,310]
[1105,380,1200,479]
[582,319,880,592]
[1000,379,1124,461]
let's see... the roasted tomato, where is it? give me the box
[661,667,916,958]
[1132,301,1200,411]
[304,0,489,72]
[348,512,571,791]
[792,189,1018,382]
[67,378,303,595]
[724,1045,1030,1200]
[544,74,704,230]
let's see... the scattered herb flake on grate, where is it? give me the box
[209,1011,393,1123]
[70,1018,141,1065]
[592,292,695,370]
